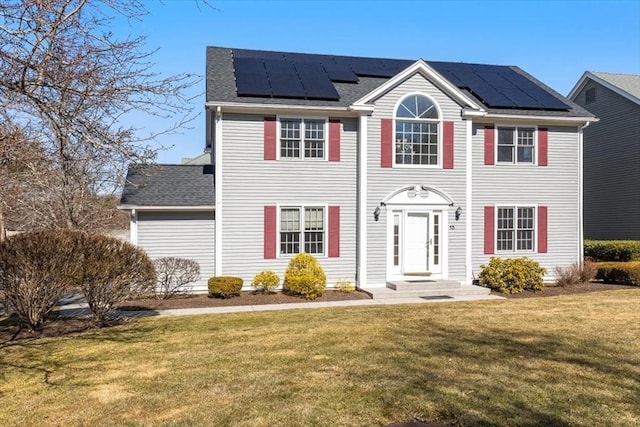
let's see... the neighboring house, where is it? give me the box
[121,47,596,292]
[181,152,211,165]
[568,72,640,240]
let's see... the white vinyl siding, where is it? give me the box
[221,113,357,287]
[367,73,467,285]
[137,211,215,292]
[473,124,581,276]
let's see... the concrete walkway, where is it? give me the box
[54,293,504,319]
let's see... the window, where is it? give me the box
[394,95,440,166]
[279,206,325,255]
[585,87,596,104]
[280,118,326,159]
[497,206,535,252]
[497,126,535,164]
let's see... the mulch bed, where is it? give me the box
[493,281,638,298]
[117,289,373,311]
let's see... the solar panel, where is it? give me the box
[294,61,340,100]
[264,59,306,98]
[234,49,285,60]
[233,57,272,97]
[322,61,358,82]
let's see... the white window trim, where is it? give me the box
[392,93,443,169]
[276,203,328,258]
[495,204,538,254]
[495,124,538,166]
[276,116,328,161]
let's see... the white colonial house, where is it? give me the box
[120,47,596,297]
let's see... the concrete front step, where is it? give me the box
[363,283,491,299]
[387,279,462,291]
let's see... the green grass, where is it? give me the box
[1,290,639,426]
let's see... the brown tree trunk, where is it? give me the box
[0,207,6,242]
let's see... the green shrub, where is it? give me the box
[595,261,640,286]
[284,253,326,299]
[479,257,546,294]
[251,270,280,294]
[0,230,85,330]
[584,240,640,262]
[80,233,157,323]
[208,276,243,298]
[335,277,355,293]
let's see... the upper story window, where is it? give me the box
[497,126,535,164]
[280,118,326,160]
[394,95,440,166]
[585,87,596,104]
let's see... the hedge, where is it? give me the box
[595,261,640,286]
[584,240,640,262]
[208,276,243,298]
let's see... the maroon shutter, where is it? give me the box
[443,121,454,169]
[484,206,495,255]
[484,126,495,165]
[328,206,340,258]
[264,116,277,160]
[328,119,341,162]
[538,128,548,166]
[381,118,393,168]
[264,206,277,259]
[538,206,548,253]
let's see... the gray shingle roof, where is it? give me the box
[206,46,593,118]
[120,164,214,207]
[591,71,640,101]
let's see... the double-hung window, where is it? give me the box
[394,95,440,166]
[497,126,535,164]
[497,206,535,252]
[280,118,326,160]
[279,206,325,255]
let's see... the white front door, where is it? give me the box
[404,213,429,273]
[389,210,444,278]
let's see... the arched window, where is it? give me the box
[395,94,440,165]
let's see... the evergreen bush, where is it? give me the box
[208,276,243,298]
[479,257,546,294]
[284,253,326,299]
[251,270,280,294]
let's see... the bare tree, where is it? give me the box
[0,0,198,232]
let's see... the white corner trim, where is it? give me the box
[351,60,486,112]
[214,106,223,276]
[568,72,640,106]
[358,113,368,287]
[465,119,473,284]
[578,122,588,262]
[130,209,137,245]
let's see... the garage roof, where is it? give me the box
[120,164,214,207]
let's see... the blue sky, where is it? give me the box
[123,0,640,163]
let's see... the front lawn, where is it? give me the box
[1,290,639,426]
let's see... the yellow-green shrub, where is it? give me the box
[208,276,243,298]
[284,253,326,299]
[335,277,355,293]
[251,270,280,294]
[479,257,546,294]
[595,262,640,285]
